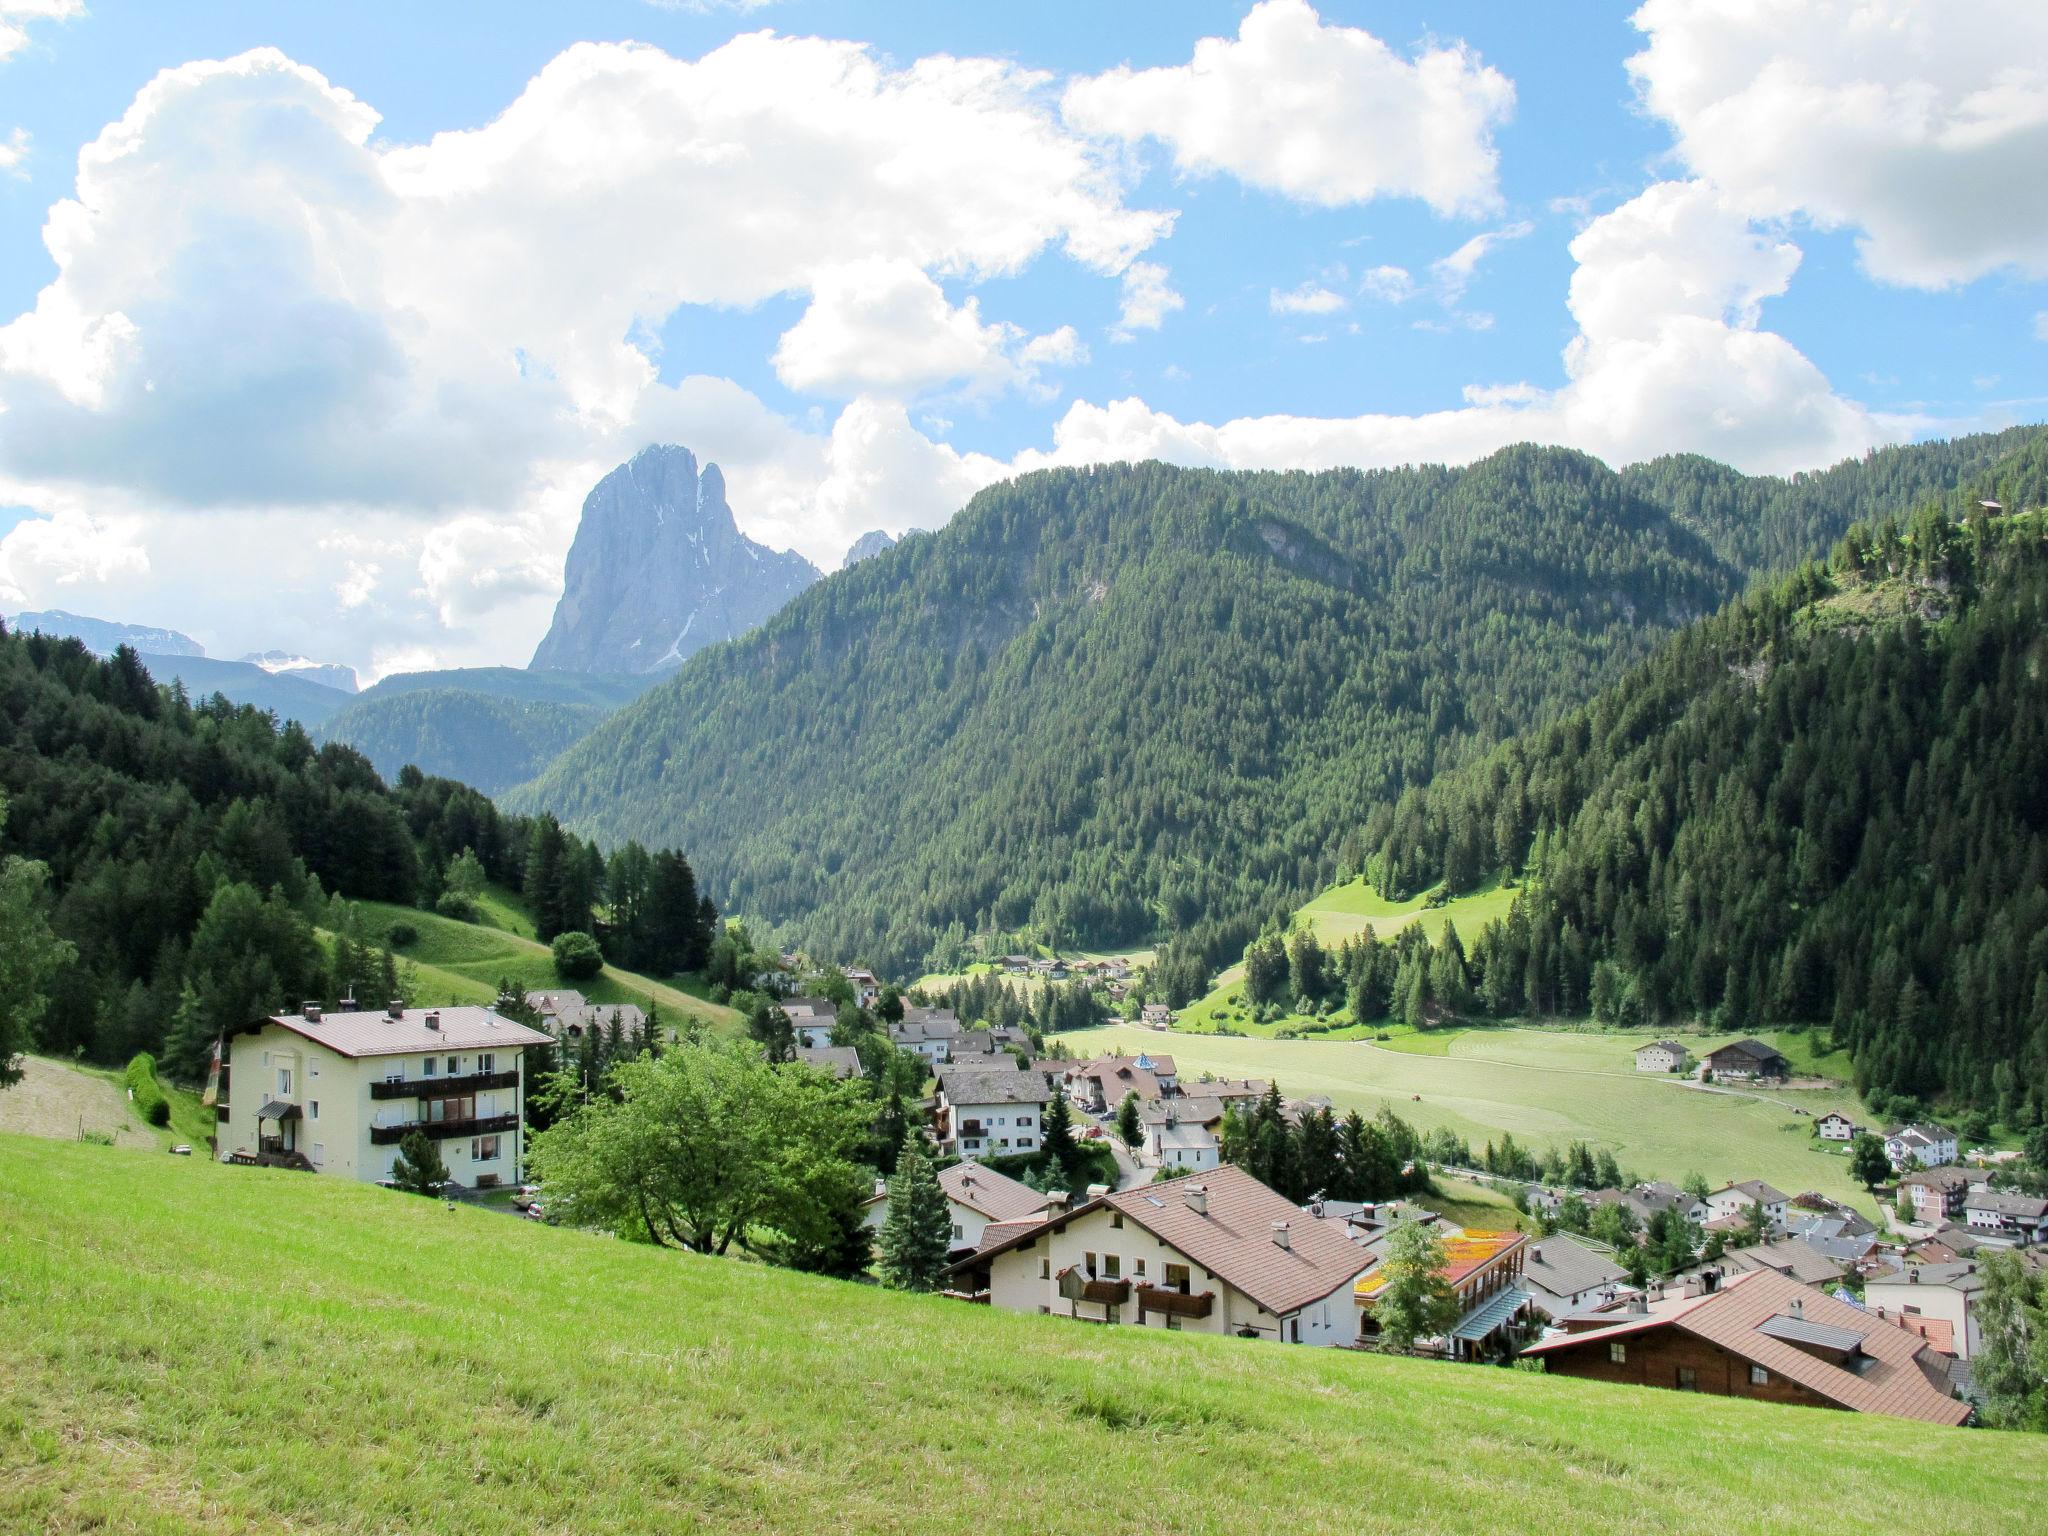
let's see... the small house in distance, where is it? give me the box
[863,1159,1052,1256]
[1633,1040,1691,1074]
[1703,1038,1789,1082]
[1815,1111,1860,1142]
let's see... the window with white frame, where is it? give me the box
[472,1135,501,1161]
[310,1101,319,1120]
[1609,1342,1627,1363]
[277,1067,292,1096]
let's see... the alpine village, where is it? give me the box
[2,4,2047,1534]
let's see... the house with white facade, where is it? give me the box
[948,1166,1371,1345]
[1706,1180,1790,1230]
[1067,1053,1177,1112]
[864,1160,1053,1255]
[1814,1111,1860,1142]
[933,1068,1049,1158]
[1633,1040,1691,1074]
[219,1002,551,1187]
[1521,1233,1630,1321]
[1964,1190,2048,1246]
[1885,1123,1958,1170]
[1863,1262,1987,1359]
[890,1007,962,1065]
[779,997,840,1050]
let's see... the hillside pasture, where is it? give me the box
[1055,1023,1873,1211]
[3,1135,2040,1535]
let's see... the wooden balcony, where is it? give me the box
[369,1112,519,1147]
[1136,1284,1215,1319]
[370,1069,518,1101]
[1081,1277,1131,1305]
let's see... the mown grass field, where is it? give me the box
[3,1136,2038,1536]
[336,889,736,1029]
[1056,1023,1875,1211]
[1185,880,1522,1036]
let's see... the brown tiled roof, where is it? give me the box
[1524,1270,1969,1425]
[947,1164,1369,1317]
[1104,1166,1368,1315]
[940,1161,1053,1223]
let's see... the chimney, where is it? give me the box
[1086,1183,1110,1202]
[1044,1191,1070,1214]
[1628,1295,1649,1315]
[1909,1269,1920,1285]
[300,1001,322,1023]
[1185,1184,1209,1216]
[339,995,356,1011]
[424,1011,441,1032]
[1272,1221,1291,1251]
[1790,1298,1804,1319]
[1531,1245,1543,1262]
[387,999,405,1020]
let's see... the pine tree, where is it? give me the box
[877,1137,952,1292]
[1115,1091,1142,1147]
[1040,1086,1081,1188]
[391,1129,448,1196]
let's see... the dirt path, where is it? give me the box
[0,1055,156,1150]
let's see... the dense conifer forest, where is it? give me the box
[1344,438,2048,1116]
[518,433,2029,978]
[0,628,715,1079]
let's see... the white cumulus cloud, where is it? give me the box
[1629,0,2048,287]
[1063,0,1514,215]
[1110,261,1184,340]
[1269,282,1347,316]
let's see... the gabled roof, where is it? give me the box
[793,1045,863,1080]
[1522,1270,1969,1425]
[1719,1237,1846,1287]
[1706,1037,1789,1063]
[939,1161,1054,1223]
[1636,1040,1688,1055]
[1711,1179,1789,1204]
[241,1007,552,1059]
[936,1070,1050,1107]
[1966,1190,2048,1219]
[948,1165,1369,1316]
[1524,1233,1628,1298]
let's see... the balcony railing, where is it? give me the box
[1081,1277,1132,1305]
[1136,1284,1215,1319]
[369,1112,519,1147]
[370,1069,518,1101]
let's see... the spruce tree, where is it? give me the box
[878,1137,952,1291]
[391,1129,448,1196]
[1115,1091,1142,1147]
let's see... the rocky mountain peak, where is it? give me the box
[530,445,820,675]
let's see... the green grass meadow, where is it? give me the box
[1058,1023,1875,1211]
[2,1135,2039,1535]
[335,889,736,1030]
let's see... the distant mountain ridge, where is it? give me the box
[841,529,896,569]
[530,444,821,675]
[239,650,358,694]
[7,609,204,659]
[511,431,2032,976]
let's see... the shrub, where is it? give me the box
[434,891,478,923]
[551,930,604,981]
[387,922,419,949]
[124,1052,170,1128]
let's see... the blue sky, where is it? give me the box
[0,1,2042,675]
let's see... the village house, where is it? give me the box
[951,1025,1032,1060]
[1964,1190,2048,1246]
[778,997,840,1050]
[1900,1166,1973,1224]
[1814,1111,1860,1142]
[844,969,881,1009]
[1188,1075,1268,1107]
[1679,1237,1845,1292]
[1885,1122,1959,1171]
[864,1159,1053,1256]
[1312,1199,1444,1252]
[1141,1002,1174,1029]
[1141,1100,1222,1172]
[1703,1038,1790,1082]
[1863,1262,1987,1360]
[218,1002,551,1187]
[950,1166,1372,1345]
[1356,1228,1530,1360]
[1521,1233,1631,1322]
[1067,1053,1178,1112]
[1588,1180,1711,1228]
[793,1045,864,1080]
[1633,1040,1691,1074]
[933,1069,1050,1158]
[525,991,656,1045]
[1520,1269,1970,1425]
[890,1006,962,1064]
[1705,1180,1789,1230]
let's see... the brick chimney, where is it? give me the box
[424,1011,441,1032]
[301,1001,322,1023]
[387,999,405,1020]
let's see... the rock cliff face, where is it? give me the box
[530,445,820,675]
[840,529,897,569]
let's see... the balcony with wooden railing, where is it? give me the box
[1135,1284,1215,1319]
[369,1069,518,1101]
[369,1112,519,1146]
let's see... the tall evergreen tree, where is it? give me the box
[877,1137,952,1292]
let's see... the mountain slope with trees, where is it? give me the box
[1340,440,2048,1119]
[0,626,717,1082]
[517,434,2025,978]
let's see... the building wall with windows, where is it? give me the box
[1535,1329,1834,1410]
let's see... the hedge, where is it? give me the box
[125,1052,171,1128]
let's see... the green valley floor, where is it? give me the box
[2,1135,2040,1535]
[1055,1022,1876,1211]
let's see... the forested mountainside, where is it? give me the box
[1350,443,2048,1114]
[517,435,2020,977]
[0,628,714,1079]
[317,669,651,793]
